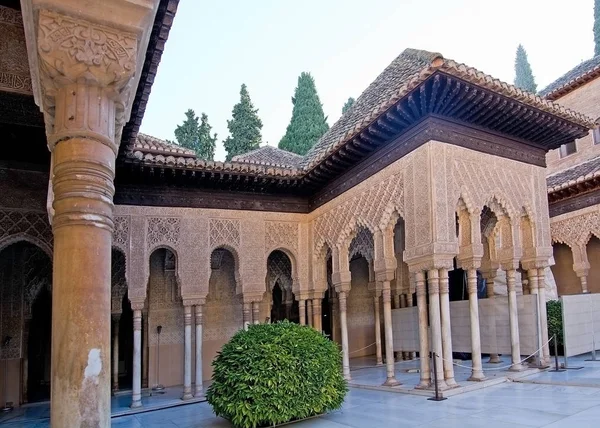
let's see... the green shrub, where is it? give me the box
[206,321,347,428]
[547,300,563,347]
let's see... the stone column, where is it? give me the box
[313,298,322,332]
[331,292,338,342]
[537,268,550,363]
[182,305,193,400]
[415,272,431,388]
[299,299,306,325]
[398,294,407,360]
[252,301,260,324]
[131,306,143,408]
[406,292,416,360]
[528,269,543,365]
[439,268,457,387]
[374,293,383,366]
[32,8,144,425]
[506,269,523,371]
[427,269,447,389]
[195,304,204,397]
[483,271,501,364]
[467,269,485,381]
[382,282,400,386]
[307,299,313,327]
[142,311,149,389]
[243,303,252,330]
[338,291,351,380]
[112,314,120,393]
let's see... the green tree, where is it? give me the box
[342,97,355,114]
[173,109,217,160]
[278,72,329,155]
[514,44,537,93]
[223,84,263,161]
[595,0,600,56]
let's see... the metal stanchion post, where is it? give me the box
[427,352,446,402]
[549,335,565,373]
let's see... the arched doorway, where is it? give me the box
[266,250,298,323]
[117,293,134,389]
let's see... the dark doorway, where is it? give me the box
[270,282,299,323]
[321,289,332,338]
[117,293,134,389]
[27,287,51,402]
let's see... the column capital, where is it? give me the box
[457,256,481,271]
[242,292,264,304]
[130,300,145,312]
[183,297,206,307]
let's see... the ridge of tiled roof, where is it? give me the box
[547,156,600,192]
[539,55,600,100]
[300,48,594,171]
[135,133,196,157]
[232,145,303,168]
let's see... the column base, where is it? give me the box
[487,355,502,364]
[376,361,383,366]
[467,372,486,382]
[343,374,352,381]
[194,390,205,399]
[415,380,431,390]
[444,378,459,388]
[382,377,401,387]
[182,392,194,400]
[508,363,525,372]
[130,400,142,409]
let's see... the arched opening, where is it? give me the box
[117,293,134,389]
[322,256,334,339]
[146,248,183,389]
[27,286,51,402]
[0,241,52,405]
[587,236,600,294]
[205,248,243,380]
[267,250,298,323]
[551,243,579,295]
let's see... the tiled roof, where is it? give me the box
[301,48,594,171]
[232,145,303,168]
[135,133,196,157]
[539,55,600,100]
[547,156,600,192]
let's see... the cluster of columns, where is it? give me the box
[298,295,323,332]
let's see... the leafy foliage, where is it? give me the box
[547,300,563,347]
[595,0,600,56]
[223,84,263,161]
[514,44,537,93]
[207,321,347,428]
[341,97,355,114]
[173,109,217,160]
[278,72,329,155]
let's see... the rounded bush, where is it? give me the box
[207,321,347,428]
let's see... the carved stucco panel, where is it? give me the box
[551,208,600,249]
[0,6,32,95]
[0,209,53,256]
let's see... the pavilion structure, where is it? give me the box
[0,0,595,426]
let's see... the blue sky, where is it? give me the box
[141,0,594,161]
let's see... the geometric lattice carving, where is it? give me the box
[0,6,32,95]
[265,221,298,252]
[113,215,130,248]
[0,209,52,251]
[147,217,180,249]
[209,218,240,248]
[267,250,293,291]
[551,210,600,248]
[349,227,374,261]
[314,174,403,253]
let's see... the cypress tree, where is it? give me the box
[278,72,329,155]
[595,0,600,56]
[223,84,263,161]
[342,97,355,114]
[514,44,537,93]
[173,109,217,160]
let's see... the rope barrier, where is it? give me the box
[436,336,554,371]
[348,342,377,355]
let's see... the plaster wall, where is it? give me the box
[347,257,375,358]
[552,243,580,296]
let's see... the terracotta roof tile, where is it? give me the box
[135,133,196,157]
[547,156,600,192]
[539,56,600,100]
[232,145,303,168]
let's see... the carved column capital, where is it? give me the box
[37,9,138,147]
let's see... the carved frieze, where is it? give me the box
[0,6,32,95]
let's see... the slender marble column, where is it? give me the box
[506,269,523,371]
[374,294,383,365]
[131,308,143,408]
[528,269,543,365]
[299,299,306,325]
[313,298,322,332]
[400,294,408,360]
[252,301,260,325]
[382,282,400,386]
[195,305,204,397]
[182,305,193,400]
[416,272,431,388]
[406,293,416,360]
[142,312,149,389]
[307,300,313,327]
[331,294,338,342]
[428,270,447,389]
[439,269,457,387]
[485,273,501,364]
[339,291,351,380]
[580,275,589,294]
[243,303,251,330]
[112,314,120,393]
[537,268,550,364]
[467,269,485,381]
